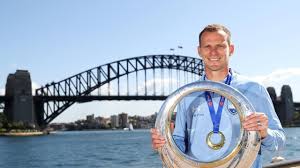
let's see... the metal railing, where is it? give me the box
[264,158,300,168]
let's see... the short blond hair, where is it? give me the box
[199,24,232,46]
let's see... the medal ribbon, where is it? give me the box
[204,70,232,133]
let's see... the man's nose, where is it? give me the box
[210,47,218,55]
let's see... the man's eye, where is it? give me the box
[217,45,225,48]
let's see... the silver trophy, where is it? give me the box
[155,81,261,168]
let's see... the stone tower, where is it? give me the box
[4,70,37,127]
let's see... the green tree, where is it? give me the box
[0,113,8,128]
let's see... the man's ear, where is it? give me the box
[229,44,234,56]
[197,46,202,58]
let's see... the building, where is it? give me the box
[110,115,119,128]
[86,114,95,123]
[118,112,128,128]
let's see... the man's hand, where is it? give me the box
[150,128,166,150]
[243,112,269,138]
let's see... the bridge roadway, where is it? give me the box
[0,95,168,103]
[295,102,300,112]
[0,96,7,102]
[2,95,300,108]
[34,95,168,102]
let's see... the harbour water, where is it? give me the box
[0,128,299,168]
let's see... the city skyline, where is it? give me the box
[54,111,157,124]
[1,1,300,122]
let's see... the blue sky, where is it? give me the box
[1,1,300,122]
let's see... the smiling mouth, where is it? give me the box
[208,58,220,61]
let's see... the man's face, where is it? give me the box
[198,30,234,72]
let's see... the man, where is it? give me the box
[151,24,285,167]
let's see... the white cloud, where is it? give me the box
[137,78,178,94]
[90,83,115,95]
[89,77,180,96]
[0,88,5,95]
[31,81,41,95]
[251,68,300,101]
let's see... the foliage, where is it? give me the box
[293,111,300,120]
[0,112,8,129]
[0,113,37,132]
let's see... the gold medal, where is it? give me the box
[206,131,225,150]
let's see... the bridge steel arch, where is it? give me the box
[35,55,204,126]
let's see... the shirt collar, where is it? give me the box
[202,68,235,83]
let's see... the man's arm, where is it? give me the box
[243,84,286,152]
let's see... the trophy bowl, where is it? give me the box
[155,81,261,168]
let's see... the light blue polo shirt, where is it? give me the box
[172,70,286,168]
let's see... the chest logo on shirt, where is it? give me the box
[227,102,237,115]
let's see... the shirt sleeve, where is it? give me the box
[245,83,286,152]
[172,100,187,153]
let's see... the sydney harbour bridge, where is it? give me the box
[0,55,297,128]
[0,55,203,128]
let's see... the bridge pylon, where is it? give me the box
[4,70,40,129]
